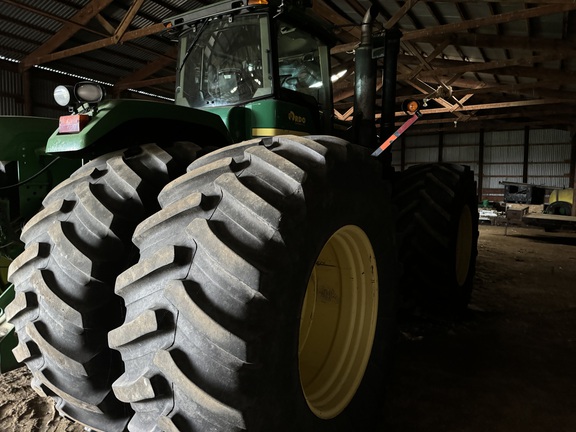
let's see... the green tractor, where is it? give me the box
[6,0,478,430]
[0,116,82,373]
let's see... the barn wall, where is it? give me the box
[393,128,575,203]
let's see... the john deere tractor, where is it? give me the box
[6,0,478,430]
[0,116,83,373]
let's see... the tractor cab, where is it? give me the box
[166,0,336,138]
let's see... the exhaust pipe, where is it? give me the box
[353,5,379,148]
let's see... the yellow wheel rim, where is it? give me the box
[299,225,378,419]
[455,205,473,287]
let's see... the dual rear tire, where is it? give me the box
[8,136,478,431]
[7,142,202,431]
[109,136,398,431]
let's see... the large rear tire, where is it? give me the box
[393,163,479,316]
[109,136,398,431]
[6,142,203,431]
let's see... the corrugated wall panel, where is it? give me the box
[484,129,524,146]
[392,134,440,171]
[405,147,438,166]
[0,68,24,115]
[529,129,571,144]
[442,145,478,164]
[405,134,440,148]
[444,132,480,146]
[529,143,571,163]
[482,130,526,200]
[484,145,524,163]
[528,145,571,188]
[527,131,571,190]
[32,76,69,118]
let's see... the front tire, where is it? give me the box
[6,142,203,431]
[110,136,398,431]
[393,163,479,316]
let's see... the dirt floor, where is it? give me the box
[384,224,576,432]
[0,224,575,431]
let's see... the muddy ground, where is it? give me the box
[0,224,574,431]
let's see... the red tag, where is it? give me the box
[59,114,90,134]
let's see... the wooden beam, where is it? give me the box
[384,0,420,30]
[491,65,576,81]
[395,79,564,102]
[96,14,116,35]
[331,42,358,55]
[116,75,175,91]
[114,0,145,43]
[312,0,360,42]
[426,32,576,54]
[19,0,114,70]
[21,23,166,69]
[401,75,470,120]
[400,52,572,81]
[403,3,576,42]
[398,98,570,116]
[405,39,451,80]
[402,106,576,124]
[115,46,178,89]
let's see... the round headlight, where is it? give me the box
[75,82,105,103]
[54,85,73,106]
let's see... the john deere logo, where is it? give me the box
[288,111,306,125]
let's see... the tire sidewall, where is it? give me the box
[258,178,397,432]
[446,170,479,308]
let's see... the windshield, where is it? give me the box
[277,22,323,102]
[176,14,271,108]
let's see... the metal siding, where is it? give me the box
[442,146,478,164]
[483,163,524,177]
[527,130,571,189]
[484,130,524,146]
[404,134,440,148]
[529,143,571,163]
[405,147,438,165]
[31,76,68,118]
[443,132,480,147]
[0,68,23,115]
[484,145,524,164]
[529,129,571,144]
[483,130,525,200]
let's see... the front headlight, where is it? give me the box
[53,82,106,109]
[54,85,74,107]
[75,82,105,103]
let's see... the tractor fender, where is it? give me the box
[0,116,57,160]
[46,99,233,158]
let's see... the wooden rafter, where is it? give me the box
[401,52,573,81]
[115,46,178,91]
[403,3,576,41]
[18,0,114,71]
[20,23,166,69]
[114,0,145,43]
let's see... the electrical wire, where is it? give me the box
[0,157,61,190]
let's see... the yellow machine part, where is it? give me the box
[549,188,574,205]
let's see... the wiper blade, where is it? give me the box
[178,20,208,73]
